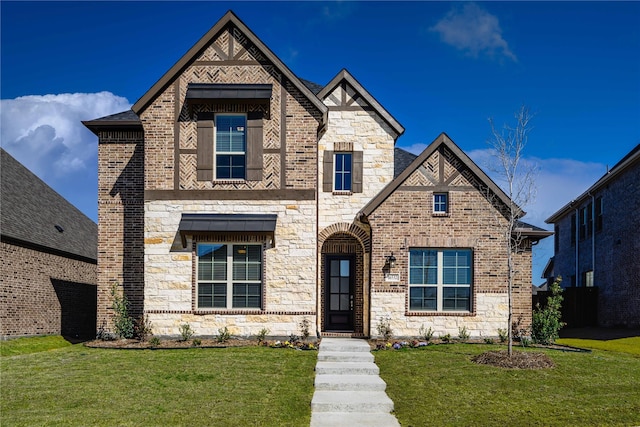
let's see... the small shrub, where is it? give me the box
[520,336,531,347]
[299,318,311,340]
[111,283,134,339]
[96,322,117,341]
[532,277,566,345]
[497,328,508,343]
[289,333,300,343]
[133,315,153,341]
[484,337,495,345]
[217,326,231,343]
[418,325,434,342]
[377,316,393,341]
[256,328,270,344]
[149,337,161,348]
[192,338,202,347]
[440,333,452,343]
[458,326,470,342]
[178,323,194,342]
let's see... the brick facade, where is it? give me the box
[1,242,96,338]
[549,149,640,327]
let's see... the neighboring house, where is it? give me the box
[1,149,97,338]
[545,144,640,328]
[83,11,550,338]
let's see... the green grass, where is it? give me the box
[0,335,72,357]
[556,337,640,355]
[2,343,316,426]
[375,344,640,427]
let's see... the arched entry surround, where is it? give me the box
[318,223,370,336]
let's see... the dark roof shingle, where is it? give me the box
[1,149,97,261]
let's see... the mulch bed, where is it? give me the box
[471,350,555,369]
[85,338,255,349]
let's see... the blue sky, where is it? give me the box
[2,1,639,283]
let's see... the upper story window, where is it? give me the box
[570,213,576,246]
[409,249,472,312]
[433,193,448,214]
[334,153,352,191]
[595,196,603,232]
[197,243,262,309]
[215,114,246,180]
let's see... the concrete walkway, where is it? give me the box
[310,338,400,427]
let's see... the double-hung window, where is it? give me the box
[409,249,472,312]
[197,243,262,309]
[215,115,246,180]
[334,153,352,191]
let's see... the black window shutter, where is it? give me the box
[246,112,263,181]
[352,151,363,193]
[323,151,334,192]
[196,112,214,181]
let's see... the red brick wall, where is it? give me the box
[1,242,96,337]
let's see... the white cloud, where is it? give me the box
[1,92,131,221]
[430,3,517,62]
[1,92,131,180]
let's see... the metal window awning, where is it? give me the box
[185,83,272,103]
[178,213,277,248]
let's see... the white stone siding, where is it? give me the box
[370,292,509,338]
[317,109,396,228]
[144,200,317,337]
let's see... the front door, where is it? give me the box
[325,256,354,331]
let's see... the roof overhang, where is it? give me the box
[178,213,277,248]
[185,83,272,104]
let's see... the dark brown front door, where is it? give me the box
[325,255,354,331]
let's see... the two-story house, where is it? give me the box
[545,144,640,328]
[84,11,550,338]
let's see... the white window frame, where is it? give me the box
[196,242,262,309]
[408,248,472,312]
[214,113,247,180]
[433,193,448,214]
[333,152,353,192]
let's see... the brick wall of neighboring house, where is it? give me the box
[1,242,96,338]
[367,147,533,338]
[552,158,640,327]
[97,131,144,332]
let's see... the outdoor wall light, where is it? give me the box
[385,253,397,269]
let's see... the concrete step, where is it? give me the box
[317,351,374,363]
[314,374,387,391]
[310,412,400,427]
[319,338,372,353]
[311,390,394,413]
[315,361,380,376]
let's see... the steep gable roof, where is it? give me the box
[317,69,404,137]
[1,149,97,262]
[131,10,327,119]
[546,143,640,223]
[360,133,519,218]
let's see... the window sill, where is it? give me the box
[212,179,247,185]
[432,212,450,217]
[406,311,474,317]
[332,190,353,196]
[194,308,262,315]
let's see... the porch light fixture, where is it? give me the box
[385,253,397,269]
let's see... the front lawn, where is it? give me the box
[556,336,640,355]
[2,343,316,426]
[375,344,640,427]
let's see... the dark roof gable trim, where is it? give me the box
[178,213,277,248]
[359,132,521,219]
[318,69,404,138]
[131,10,327,120]
[186,83,272,102]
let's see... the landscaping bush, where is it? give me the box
[532,277,565,345]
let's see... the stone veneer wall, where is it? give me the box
[144,200,317,337]
[97,131,145,331]
[367,185,533,338]
[1,242,96,337]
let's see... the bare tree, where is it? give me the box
[486,105,537,356]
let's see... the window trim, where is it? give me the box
[196,242,263,310]
[408,248,473,313]
[214,113,247,181]
[433,193,449,215]
[333,152,353,192]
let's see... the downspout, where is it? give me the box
[590,193,595,286]
[575,207,579,286]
